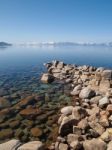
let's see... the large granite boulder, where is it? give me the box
[17,141,44,150]
[0,140,21,150]
[79,88,96,99]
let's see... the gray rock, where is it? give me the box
[83,138,107,150]
[61,106,73,115]
[79,88,95,99]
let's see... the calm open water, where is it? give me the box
[0,45,112,71]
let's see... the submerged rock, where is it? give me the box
[0,97,11,109]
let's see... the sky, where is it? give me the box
[0,0,112,43]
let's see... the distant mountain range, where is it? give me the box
[18,42,112,47]
[0,42,12,47]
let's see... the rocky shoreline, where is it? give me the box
[1,60,112,150]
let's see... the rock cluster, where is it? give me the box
[42,61,112,150]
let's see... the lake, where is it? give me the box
[0,45,112,145]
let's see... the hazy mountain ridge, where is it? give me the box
[0,42,12,47]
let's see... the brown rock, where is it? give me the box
[14,96,35,108]
[31,127,43,137]
[0,97,11,109]
[72,106,88,121]
[107,104,112,114]
[19,108,40,117]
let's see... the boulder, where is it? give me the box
[61,106,73,115]
[79,88,95,99]
[83,138,107,150]
[41,73,54,83]
[101,70,112,80]
[0,140,21,150]
[17,141,44,150]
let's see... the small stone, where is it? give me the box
[78,118,89,130]
[59,143,68,150]
[90,96,102,104]
[99,97,109,108]
[31,127,43,137]
[107,104,112,114]
[83,138,107,150]
[72,106,87,121]
[73,126,82,135]
[61,106,73,115]
[89,122,105,135]
[70,141,82,150]
[100,128,112,142]
[67,134,79,144]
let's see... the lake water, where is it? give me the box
[0,45,112,72]
[0,45,112,145]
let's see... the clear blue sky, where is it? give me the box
[0,0,112,43]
